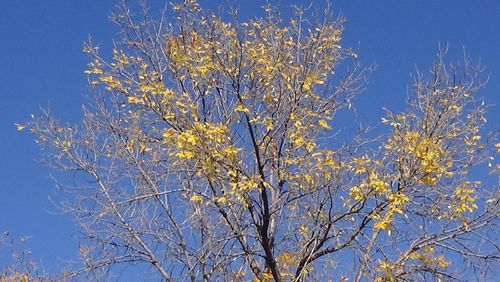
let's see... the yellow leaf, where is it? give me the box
[190,194,202,203]
[215,196,229,204]
[318,119,331,129]
[262,116,273,131]
[128,96,143,104]
[223,146,239,157]
[177,151,195,159]
[298,224,308,235]
[15,123,25,131]
[235,104,250,113]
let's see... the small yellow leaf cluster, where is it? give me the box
[349,185,365,202]
[369,173,390,195]
[167,28,219,81]
[387,130,452,186]
[407,132,452,186]
[84,59,104,75]
[282,150,341,194]
[463,126,483,153]
[228,170,259,194]
[84,52,132,94]
[350,155,371,175]
[279,251,298,266]
[413,137,452,185]
[375,244,451,281]
[375,260,398,282]
[86,48,182,109]
[261,116,273,131]
[375,246,449,281]
[127,95,145,105]
[302,73,325,91]
[276,251,302,279]
[348,156,390,202]
[409,246,450,269]
[349,172,389,202]
[112,48,130,66]
[315,150,341,178]
[138,81,172,97]
[234,104,250,114]
[162,122,239,182]
[449,181,478,217]
[99,75,127,93]
[373,192,409,234]
[259,270,274,282]
[289,119,317,152]
[214,196,229,204]
[298,224,308,235]
[317,119,331,130]
[0,273,31,282]
[190,194,203,203]
[53,138,72,153]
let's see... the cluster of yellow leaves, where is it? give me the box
[284,115,333,161]
[449,181,478,217]
[375,260,399,282]
[234,104,250,114]
[168,30,216,80]
[0,273,30,282]
[463,125,484,153]
[375,246,449,281]
[349,172,389,202]
[412,135,453,185]
[162,122,257,205]
[189,194,203,203]
[229,173,259,191]
[385,127,452,186]
[99,74,126,93]
[289,119,315,152]
[346,154,413,234]
[227,169,259,202]
[258,271,274,282]
[85,48,182,116]
[111,48,130,66]
[430,180,480,223]
[298,224,309,235]
[273,251,301,280]
[302,73,325,91]
[373,192,410,234]
[85,50,130,93]
[408,246,450,269]
[84,59,104,76]
[163,122,236,163]
[283,149,340,194]
[349,156,390,202]
[189,193,230,206]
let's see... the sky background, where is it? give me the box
[1,0,499,278]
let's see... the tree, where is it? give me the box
[22,0,499,281]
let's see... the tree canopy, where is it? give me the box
[18,1,499,281]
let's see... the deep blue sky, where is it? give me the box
[1,0,499,276]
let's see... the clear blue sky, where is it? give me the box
[1,0,499,276]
